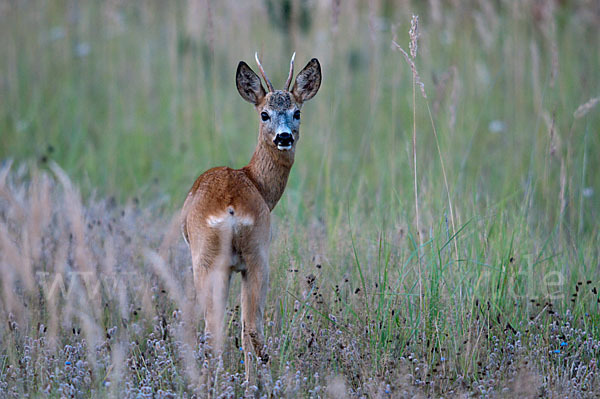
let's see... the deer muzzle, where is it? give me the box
[274,132,294,150]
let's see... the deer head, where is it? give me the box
[236,53,321,153]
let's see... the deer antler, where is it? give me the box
[255,52,274,92]
[284,52,296,91]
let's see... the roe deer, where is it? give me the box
[181,53,321,383]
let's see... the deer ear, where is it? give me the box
[236,61,266,105]
[291,58,321,103]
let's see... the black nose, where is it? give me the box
[276,132,292,141]
[274,132,294,147]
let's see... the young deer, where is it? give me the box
[181,53,321,381]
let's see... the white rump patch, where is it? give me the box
[206,215,226,227]
[205,210,254,229]
[237,215,254,226]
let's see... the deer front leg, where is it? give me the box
[240,250,270,389]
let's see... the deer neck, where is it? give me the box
[243,139,295,211]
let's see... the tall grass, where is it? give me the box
[1,0,599,397]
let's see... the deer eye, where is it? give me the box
[293,110,301,120]
[261,112,270,121]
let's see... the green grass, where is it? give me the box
[1,0,599,397]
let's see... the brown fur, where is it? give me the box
[181,56,321,386]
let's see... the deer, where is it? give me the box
[181,53,321,385]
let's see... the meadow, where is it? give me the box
[1,0,599,397]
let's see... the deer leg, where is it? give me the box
[200,266,231,354]
[240,250,270,388]
[191,227,233,355]
[192,248,232,394]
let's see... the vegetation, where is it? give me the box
[1,0,599,397]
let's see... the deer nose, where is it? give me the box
[273,131,294,149]
[276,132,292,141]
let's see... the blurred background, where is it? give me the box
[2,1,600,301]
[1,1,598,232]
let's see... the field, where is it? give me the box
[1,0,600,397]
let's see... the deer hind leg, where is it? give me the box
[191,231,232,393]
[191,223,235,353]
[240,249,270,388]
[194,257,232,396]
[196,264,232,354]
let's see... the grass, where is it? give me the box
[1,0,600,397]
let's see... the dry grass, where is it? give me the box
[0,163,599,397]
